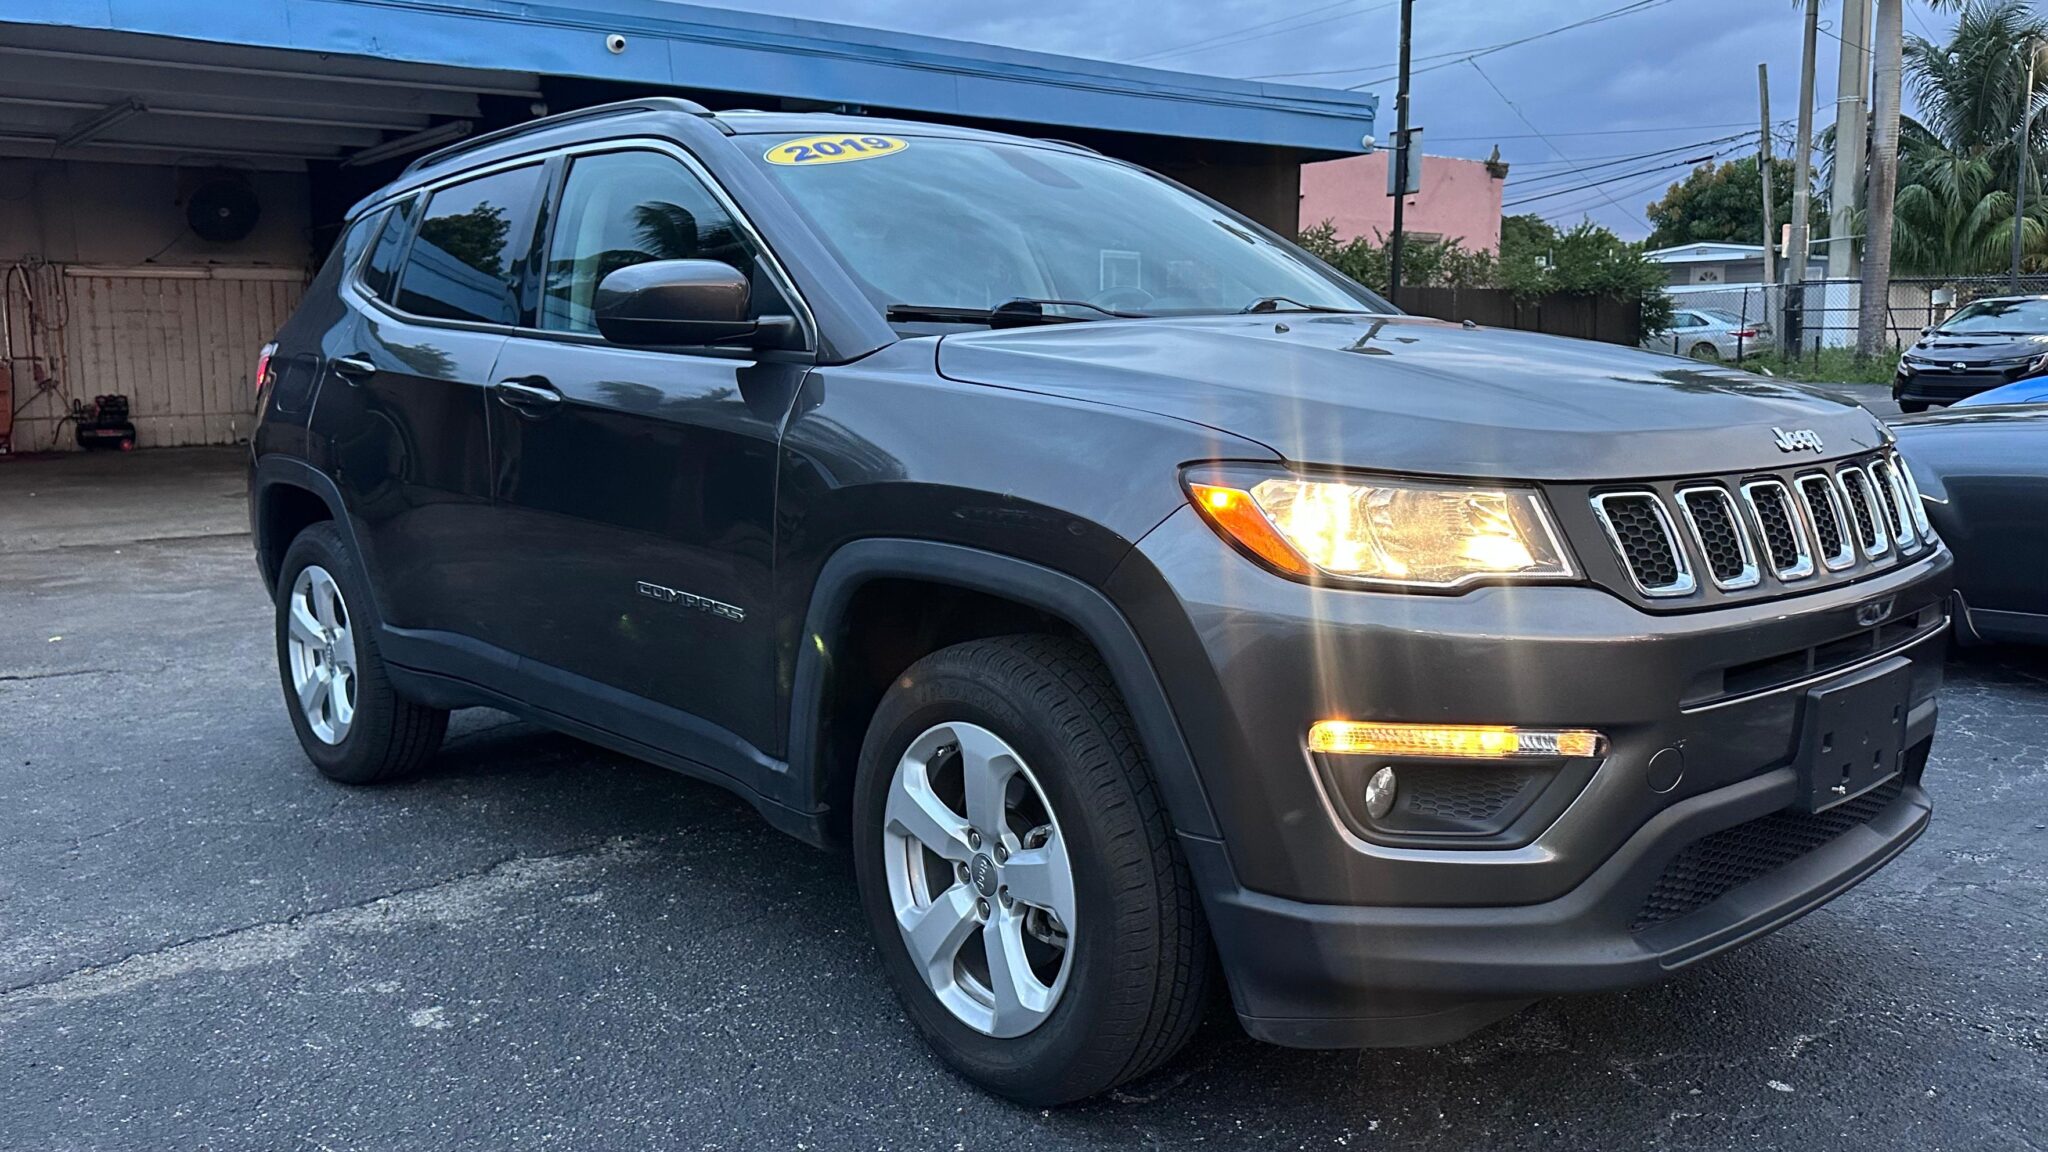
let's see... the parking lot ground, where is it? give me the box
[2,449,2045,1151]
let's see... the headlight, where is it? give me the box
[1186,468,1575,589]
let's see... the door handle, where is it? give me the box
[331,356,375,383]
[493,378,563,412]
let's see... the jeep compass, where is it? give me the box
[249,99,1951,1104]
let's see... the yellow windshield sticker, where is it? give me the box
[765,134,908,166]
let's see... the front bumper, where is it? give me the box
[1186,760,1929,1046]
[1895,366,2024,403]
[1111,506,1952,1046]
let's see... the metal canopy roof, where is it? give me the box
[0,0,1375,171]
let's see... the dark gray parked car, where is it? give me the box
[1894,404,2048,644]
[247,99,1953,1104]
[1894,295,2048,412]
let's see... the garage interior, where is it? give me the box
[0,1,1375,456]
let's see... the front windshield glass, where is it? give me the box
[1941,298,2048,334]
[747,133,1390,319]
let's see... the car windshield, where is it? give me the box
[1940,298,2048,334]
[746,132,1390,321]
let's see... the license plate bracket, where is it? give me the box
[1796,657,1911,814]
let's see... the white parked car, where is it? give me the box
[1643,308,1772,361]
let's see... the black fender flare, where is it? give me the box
[249,455,381,625]
[786,538,1220,840]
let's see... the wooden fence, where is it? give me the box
[1394,287,1644,347]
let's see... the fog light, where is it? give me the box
[1364,766,1398,819]
[1309,721,1606,759]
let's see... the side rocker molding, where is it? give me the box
[787,538,1221,841]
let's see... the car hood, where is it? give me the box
[935,314,1889,480]
[1906,331,2048,364]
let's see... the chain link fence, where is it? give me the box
[1655,275,2048,362]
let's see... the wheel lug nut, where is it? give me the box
[999,888,1014,909]
[967,829,982,850]
[993,844,1008,864]
[976,898,991,919]
[955,862,970,883]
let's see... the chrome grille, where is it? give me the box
[1867,458,1922,555]
[1740,479,1814,581]
[1591,492,1694,597]
[1578,449,1936,605]
[1675,486,1758,589]
[1838,466,1891,559]
[1890,450,1937,544]
[1796,473,1855,570]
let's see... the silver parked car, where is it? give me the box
[1643,307,1772,361]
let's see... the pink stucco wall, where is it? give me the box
[1298,152,1506,253]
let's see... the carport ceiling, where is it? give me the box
[0,24,539,171]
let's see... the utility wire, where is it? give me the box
[1468,57,1636,218]
[1504,150,1734,207]
[1505,130,1760,190]
[1431,122,1755,142]
[1125,0,1398,65]
[1242,0,1676,85]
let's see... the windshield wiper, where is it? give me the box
[886,298,1150,328]
[1239,295,1365,315]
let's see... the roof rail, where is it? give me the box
[1036,138,1100,155]
[401,97,723,175]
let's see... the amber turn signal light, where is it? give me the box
[1309,721,1606,760]
[1187,483,1312,577]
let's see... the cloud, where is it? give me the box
[685,0,1953,239]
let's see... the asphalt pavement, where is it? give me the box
[2,448,2044,1151]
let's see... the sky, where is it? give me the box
[686,0,1960,240]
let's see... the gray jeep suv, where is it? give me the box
[248,99,1952,1104]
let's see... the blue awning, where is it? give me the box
[3,0,1376,155]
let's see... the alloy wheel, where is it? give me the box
[881,721,1076,1038]
[285,565,357,745]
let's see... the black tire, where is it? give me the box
[851,635,1211,1106]
[1688,342,1722,361]
[274,522,447,784]
[1898,400,1930,414]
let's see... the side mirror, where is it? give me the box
[594,259,757,347]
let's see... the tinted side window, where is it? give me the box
[540,150,786,333]
[360,197,418,300]
[397,166,543,326]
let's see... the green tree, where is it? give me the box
[1298,215,1671,334]
[416,204,510,277]
[1643,156,1821,250]
[1887,0,2048,273]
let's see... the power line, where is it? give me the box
[1241,0,1676,85]
[1468,56,1636,217]
[1429,121,1756,143]
[1507,138,1761,195]
[1504,150,1734,207]
[1125,0,1397,65]
[1504,130,1760,191]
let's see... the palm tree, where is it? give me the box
[1893,0,2048,275]
[1855,0,2048,355]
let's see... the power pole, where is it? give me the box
[1786,0,1819,285]
[1856,0,1903,360]
[2016,37,2039,291]
[1784,0,1820,356]
[1758,63,1777,288]
[1387,0,1415,304]
[1827,0,1873,281]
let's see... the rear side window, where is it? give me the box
[396,165,543,326]
[539,150,787,333]
[359,196,418,300]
